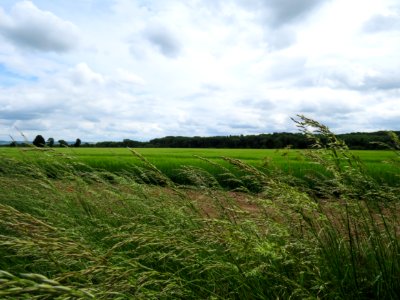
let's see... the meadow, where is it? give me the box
[1,147,399,188]
[63,148,400,187]
[0,118,399,299]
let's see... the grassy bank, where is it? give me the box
[1,118,399,299]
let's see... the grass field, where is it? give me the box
[1,147,399,187]
[1,120,399,299]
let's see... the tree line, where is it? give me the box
[9,135,82,148]
[84,131,400,150]
[6,131,399,150]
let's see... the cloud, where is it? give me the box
[236,0,328,27]
[0,109,41,121]
[221,0,328,51]
[363,13,400,32]
[0,1,79,52]
[266,0,328,27]
[128,22,182,59]
[1,0,400,142]
[363,72,400,90]
[13,119,49,132]
[69,63,105,86]
[266,27,297,50]
[308,68,400,91]
[116,68,146,85]
[237,98,276,111]
[265,56,307,82]
[142,23,182,58]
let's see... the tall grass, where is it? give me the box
[291,115,400,298]
[2,147,398,188]
[0,116,399,299]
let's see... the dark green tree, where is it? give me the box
[47,137,55,147]
[33,135,45,147]
[58,140,68,147]
[74,138,81,147]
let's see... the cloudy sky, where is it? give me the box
[0,0,399,142]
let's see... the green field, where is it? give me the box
[1,147,399,187]
[1,128,400,298]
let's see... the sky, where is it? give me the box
[0,0,399,142]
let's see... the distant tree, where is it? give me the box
[9,141,17,147]
[58,140,68,147]
[47,137,55,147]
[33,135,46,147]
[74,138,81,147]
[122,139,142,147]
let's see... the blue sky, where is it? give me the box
[0,0,399,142]
[0,63,37,86]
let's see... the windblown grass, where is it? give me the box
[0,116,399,299]
[1,147,398,187]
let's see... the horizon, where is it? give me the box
[1,128,399,144]
[1,0,399,142]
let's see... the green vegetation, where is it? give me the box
[5,130,399,150]
[32,135,45,148]
[1,147,399,188]
[0,116,399,299]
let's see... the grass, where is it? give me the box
[1,147,398,188]
[0,116,399,299]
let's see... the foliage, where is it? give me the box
[5,130,399,149]
[79,131,400,149]
[58,140,68,147]
[47,138,55,147]
[32,135,45,148]
[74,138,82,148]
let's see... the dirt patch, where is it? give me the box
[182,188,263,218]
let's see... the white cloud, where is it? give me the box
[0,1,79,52]
[142,23,182,58]
[69,63,105,86]
[258,0,329,27]
[116,68,146,85]
[363,6,400,33]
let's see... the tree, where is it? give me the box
[33,135,45,147]
[58,140,68,147]
[74,138,81,147]
[47,137,54,147]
